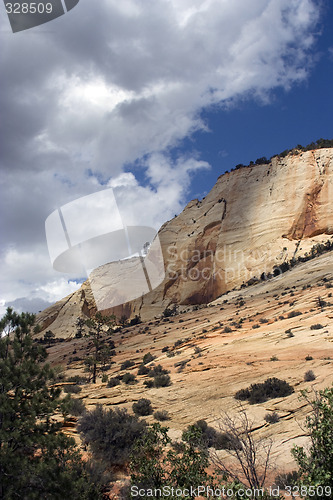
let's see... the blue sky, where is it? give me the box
[0,0,332,314]
[158,1,333,201]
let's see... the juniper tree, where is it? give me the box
[84,312,116,383]
[0,307,101,499]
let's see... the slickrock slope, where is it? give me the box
[37,148,333,336]
[49,251,333,475]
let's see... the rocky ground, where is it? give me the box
[45,251,333,485]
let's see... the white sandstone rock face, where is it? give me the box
[37,148,333,335]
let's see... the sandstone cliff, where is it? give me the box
[37,148,333,336]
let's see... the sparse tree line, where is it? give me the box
[228,138,333,173]
[1,307,333,499]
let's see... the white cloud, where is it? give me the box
[0,0,322,311]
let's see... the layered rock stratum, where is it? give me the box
[37,147,333,336]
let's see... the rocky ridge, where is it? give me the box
[37,147,333,337]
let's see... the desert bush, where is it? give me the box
[121,360,135,370]
[310,324,324,330]
[143,379,154,388]
[142,352,155,364]
[274,471,299,489]
[78,406,146,466]
[122,372,137,385]
[101,374,108,383]
[264,412,280,424]
[154,410,170,421]
[148,364,169,377]
[68,398,86,416]
[107,377,121,387]
[287,311,302,318]
[270,355,279,361]
[66,375,88,384]
[223,326,232,333]
[153,373,171,388]
[305,355,313,361]
[183,420,239,451]
[161,346,169,352]
[235,378,294,404]
[63,384,82,394]
[138,364,150,375]
[132,398,153,416]
[304,370,316,382]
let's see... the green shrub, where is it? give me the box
[63,384,82,394]
[305,355,313,361]
[148,364,169,377]
[264,412,280,424]
[153,373,171,388]
[287,311,302,318]
[78,406,146,466]
[274,471,299,489]
[310,324,324,330]
[66,375,89,384]
[235,377,294,404]
[183,420,239,450]
[143,379,154,388]
[132,398,153,416]
[121,360,135,370]
[304,370,316,382]
[101,374,108,383]
[138,364,150,375]
[154,410,170,421]
[122,373,137,384]
[107,377,121,387]
[142,352,156,365]
[223,326,232,333]
[68,398,86,416]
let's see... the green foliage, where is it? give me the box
[162,304,178,318]
[129,423,211,499]
[304,370,316,382]
[132,398,153,416]
[264,412,280,424]
[122,372,137,384]
[107,377,121,387]
[63,384,82,394]
[142,352,156,364]
[121,359,135,370]
[292,387,333,499]
[68,398,86,416]
[84,313,116,383]
[183,420,238,450]
[0,307,100,499]
[153,373,172,388]
[138,363,150,375]
[154,410,170,421]
[235,377,294,404]
[78,405,146,467]
[43,329,55,345]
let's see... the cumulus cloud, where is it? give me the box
[0,0,321,312]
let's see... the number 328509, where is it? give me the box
[5,3,53,14]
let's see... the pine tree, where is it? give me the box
[0,307,101,499]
